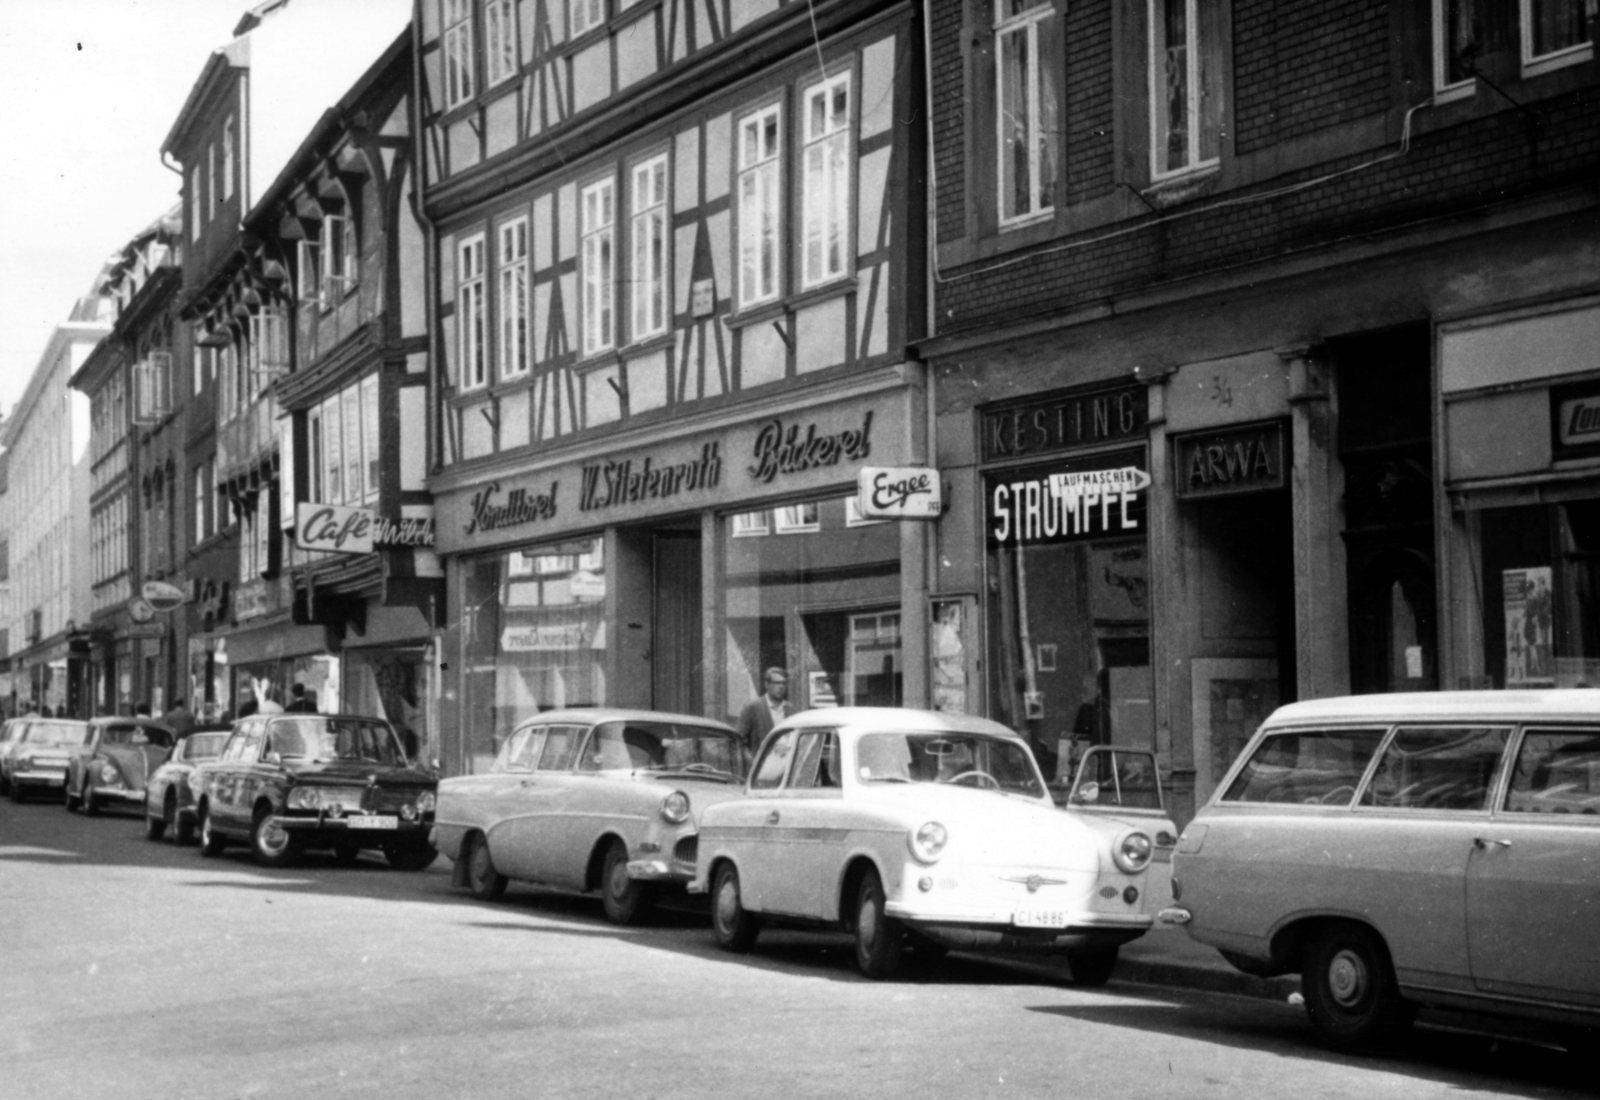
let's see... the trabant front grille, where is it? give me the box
[673,835,698,865]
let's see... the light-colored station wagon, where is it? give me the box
[1167,691,1600,1052]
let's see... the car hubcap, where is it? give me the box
[1328,949,1368,1007]
[860,896,880,949]
[715,879,738,930]
[471,845,489,886]
[259,820,289,854]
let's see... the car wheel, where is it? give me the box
[64,778,78,812]
[464,835,508,900]
[1301,923,1413,1053]
[251,807,300,868]
[853,867,904,980]
[173,806,196,847]
[198,808,225,858]
[600,840,655,926]
[384,841,438,871]
[1066,945,1119,987]
[143,809,166,841]
[711,862,760,953]
[82,782,99,817]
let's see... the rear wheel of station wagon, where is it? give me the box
[1301,923,1413,1053]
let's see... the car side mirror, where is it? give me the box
[264,751,282,765]
[1073,781,1100,804]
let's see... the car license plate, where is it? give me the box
[1013,907,1070,929]
[347,816,398,830]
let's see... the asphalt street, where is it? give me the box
[0,795,1589,1100]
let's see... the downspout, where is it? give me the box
[920,1,944,711]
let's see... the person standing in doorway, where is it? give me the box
[286,683,318,713]
[736,667,790,755]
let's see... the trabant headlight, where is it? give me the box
[99,762,120,784]
[909,821,948,864]
[417,791,436,814]
[659,790,691,824]
[1113,831,1154,874]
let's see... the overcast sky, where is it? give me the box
[0,1,244,416]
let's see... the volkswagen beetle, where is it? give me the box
[690,707,1176,981]
[64,717,175,816]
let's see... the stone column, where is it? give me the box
[1280,343,1350,700]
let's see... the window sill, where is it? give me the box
[572,348,623,376]
[1432,81,1475,106]
[1141,164,1223,210]
[998,210,1054,234]
[623,332,676,357]
[1522,42,1594,80]
[725,278,855,330]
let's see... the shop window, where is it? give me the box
[995,0,1061,224]
[724,495,901,725]
[457,536,608,772]
[1148,0,1224,180]
[1477,499,1600,688]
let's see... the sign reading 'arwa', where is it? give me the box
[579,443,722,512]
[747,412,873,483]
[982,385,1145,462]
[465,481,560,535]
[1173,421,1286,499]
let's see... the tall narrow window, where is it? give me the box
[208,142,218,210]
[321,393,344,504]
[581,178,615,356]
[737,105,782,307]
[298,238,322,307]
[1520,0,1593,72]
[499,218,529,378]
[459,233,487,389]
[190,166,203,242]
[1148,0,1223,179]
[322,214,357,304]
[223,119,234,200]
[443,0,476,108]
[361,374,381,503]
[194,466,207,545]
[630,155,669,340]
[308,406,325,504]
[801,74,852,288]
[342,386,363,505]
[996,0,1060,222]
[572,0,605,36]
[486,0,518,86]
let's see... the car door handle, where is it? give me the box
[1474,837,1512,849]
[767,811,780,825]
[520,779,538,787]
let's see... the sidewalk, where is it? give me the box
[991,924,1304,1002]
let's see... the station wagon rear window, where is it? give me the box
[1358,726,1510,811]
[1222,727,1386,804]
[22,723,89,747]
[1505,728,1600,815]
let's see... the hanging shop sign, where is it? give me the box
[1172,420,1287,500]
[857,467,942,519]
[987,448,1149,546]
[296,503,438,555]
[1551,379,1600,460]
[141,580,188,612]
[128,598,156,624]
[981,384,1145,462]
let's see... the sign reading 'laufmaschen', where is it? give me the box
[988,449,1149,545]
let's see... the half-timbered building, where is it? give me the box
[417,0,931,772]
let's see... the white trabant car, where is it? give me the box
[1167,691,1600,1053]
[690,707,1176,981]
[431,709,749,924]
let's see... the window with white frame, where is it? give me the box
[308,405,325,503]
[1148,0,1224,179]
[193,340,208,397]
[801,73,852,288]
[581,178,615,355]
[343,386,364,505]
[321,214,357,304]
[499,218,530,378]
[572,0,605,37]
[321,392,345,503]
[298,238,322,307]
[208,142,218,211]
[1520,0,1593,72]
[223,119,235,200]
[190,166,203,242]
[135,351,173,422]
[630,155,669,340]
[737,104,783,307]
[486,0,518,86]
[443,0,476,108]
[248,308,288,393]
[996,0,1060,221]
[194,464,208,544]
[361,374,380,502]
[459,233,487,388]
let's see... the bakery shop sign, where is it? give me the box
[747,412,873,484]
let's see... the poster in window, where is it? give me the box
[1503,567,1555,686]
[931,598,967,714]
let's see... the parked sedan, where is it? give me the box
[143,727,230,843]
[431,709,748,924]
[1167,690,1600,1053]
[690,707,1177,981]
[194,713,437,869]
[64,718,175,816]
[3,719,91,802]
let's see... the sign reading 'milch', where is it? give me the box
[1173,420,1287,500]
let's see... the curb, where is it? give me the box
[1112,953,1302,1002]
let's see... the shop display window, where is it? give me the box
[724,495,901,724]
[1476,500,1600,688]
[458,537,607,771]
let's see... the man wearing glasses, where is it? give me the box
[737,667,790,755]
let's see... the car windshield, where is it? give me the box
[855,732,1046,798]
[181,733,229,762]
[583,721,747,780]
[25,722,90,747]
[262,718,406,766]
[100,725,174,749]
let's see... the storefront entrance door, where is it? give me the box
[653,531,702,714]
